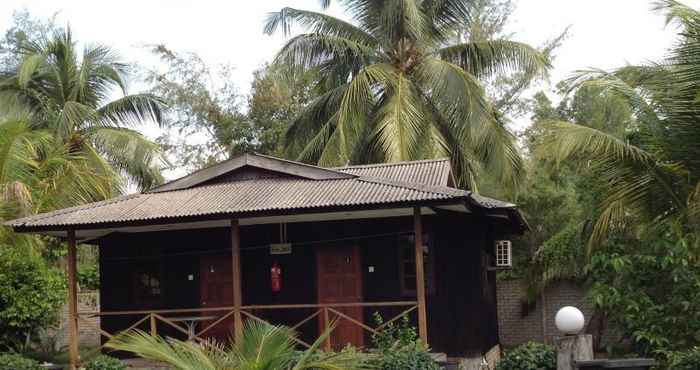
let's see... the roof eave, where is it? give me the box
[7,197,469,234]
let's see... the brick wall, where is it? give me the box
[54,291,101,348]
[496,279,595,347]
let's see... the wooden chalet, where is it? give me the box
[5,153,526,369]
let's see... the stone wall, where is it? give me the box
[496,279,595,347]
[55,291,101,348]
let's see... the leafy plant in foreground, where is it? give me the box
[370,313,439,370]
[106,320,371,370]
[0,353,42,370]
[84,355,127,370]
[495,342,555,370]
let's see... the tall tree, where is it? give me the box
[537,0,700,246]
[0,9,58,70]
[247,64,322,157]
[265,0,549,190]
[146,47,316,171]
[0,28,165,223]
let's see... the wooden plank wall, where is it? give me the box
[98,214,502,356]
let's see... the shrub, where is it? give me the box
[84,355,127,370]
[370,313,439,370]
[78,263,100,290]
[0,353,42,370]
[0,247,66,347]
[669,348,700,370]
[373,342,440,370]
[496,342,555,370]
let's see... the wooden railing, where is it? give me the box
[78,301,418,351]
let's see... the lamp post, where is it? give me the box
[554,306,593,370]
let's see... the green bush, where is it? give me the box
[84,355,127,370]
[669,348,700,370]
[0,353,42,370]
[496,342,555,370]
[369,313,439,370]
[372,342,440,370]
[78,263,100,290]
[0,247,66,347]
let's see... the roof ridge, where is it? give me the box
[334,158,450,170]
[357,176,469,198]
[149,153,355,193]
[252,152,355,176]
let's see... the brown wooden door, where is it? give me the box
[317,245,364,349]
[200,255,234,341]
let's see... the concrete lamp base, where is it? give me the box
[555,334,594,370]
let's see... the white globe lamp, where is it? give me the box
[555,306,585,335]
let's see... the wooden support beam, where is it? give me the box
[150,313,157,336]
[413,207,428,344]
[66,229,79,370]
[231,219,243,340]
[322,307,331,352]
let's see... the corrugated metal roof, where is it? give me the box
[5,154,524,231]
[335,158,453,187]
[7,177,465,229]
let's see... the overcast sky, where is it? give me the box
[1,0,698,141]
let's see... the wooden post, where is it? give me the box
[413,207,428,344]
[66,229,79,370]
[150,314,157,336]
[323,306,332,351]
[231,219,243,340]
[541,290,548,344]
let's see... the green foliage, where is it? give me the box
[84,355,127,370]
[371,343,439,370]
[266,0,550,191]
[106,321,371,370]
[146,47,317,172]
[370,313,439,370]
[78,264,100,290]
[669,347,700,370]
[20,328,67,364]
[495,342,555,370]
[0,9,58,69]
[370,312,418,350]
[0,353,42,370]
[0,247,66,348]
[586,226,700,356]
[535,1,700,246]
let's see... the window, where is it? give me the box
[495,240,512,267]
[132,264,162,305]
[399,233,435,296]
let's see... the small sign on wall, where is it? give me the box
[270,243,292,255]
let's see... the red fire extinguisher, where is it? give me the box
[271,262,282,293]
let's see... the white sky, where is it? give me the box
[2,0,696,90]
[1,0,698,162]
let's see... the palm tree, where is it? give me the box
[0,28,165,193]
[264,0,549,190]
[537,0,700,246]
[106,321,372,370]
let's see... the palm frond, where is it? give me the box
[97,93,164,128]
[372,72,425,161]
[228,321,296,370]
[106,330,226,370]
[538,120,659,165]
[421,0,472,38]
[539,121,688,245]
[438,40,549,80]
[264,7,377,47]
[274,33,377,72]
[87,127,165,191]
